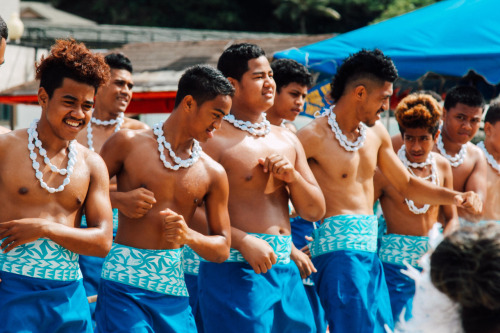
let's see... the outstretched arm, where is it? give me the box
[375,123,481,214]
[458,150,487,221]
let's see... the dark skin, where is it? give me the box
[202,56,325,274]
[0,78,113,256]
[374,128,458,236]
[100,94,232,262]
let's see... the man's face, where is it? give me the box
[95,68,133,115]
[484,120,500,153]
[359,81,393,127]
[191,94,232,142]
[442,103,482,144]
[40,77,95,140]
[273,82,308,122]
[234,56,275,112]
[403,127,437,164]
[0,37,6,67]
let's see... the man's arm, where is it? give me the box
[100,130,156,218]
[375,123,481,213]
[459,147,487,221]
[0,153,113,256]
[163,163,231,263]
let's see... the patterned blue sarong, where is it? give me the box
[182,245,203,332]
[310,215,393,333]
[79,208,119,323]
[95,243,194,332]
[379,233,429,323]
[0,238,92,332]
[291,216,327,333]
[198,233,315,333]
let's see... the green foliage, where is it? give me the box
[372,0,439,23]
[273,0,340,33]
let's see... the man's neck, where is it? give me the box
[441,127,466,155]
[332,101,362,133]
[162,112,194,152]
[230,106,265,124]
[485,139,500,162]
[265,110,283,126]
[92,107,120,121]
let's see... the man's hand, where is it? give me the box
[117,188,156,219]
[160,209,193,245]
[454,191,482,215]
[290,244,316,278]
[239,235,277,274]
[258,154,298,184]
[0,219,49,253]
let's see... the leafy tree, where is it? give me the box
[372,0,439,23]
[273,0,340,34]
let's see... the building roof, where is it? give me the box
[20,2,96,25]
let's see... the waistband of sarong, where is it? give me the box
[182,245,201,275]
[101,243,188,297]
[0,238,82,281]
[309,215,378,257]
[226,233,292,265]
[379,234,429,268]
[81,208,119,231]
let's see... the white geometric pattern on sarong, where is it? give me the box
[182,245,201,275]
[81,208,119,231]
[0,238,82,281]
[309,215,378,258]
[226,233,292,264]
[101,243,188,296]
[379,234,429,268]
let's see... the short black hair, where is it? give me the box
[175,64,235,108]
[105,52,133,73]
[0,15,8,41]
[217,43,266,81]
[444,86,485,111]
[485,103,500,125]
[330,49,398,102]
[271,58,312,92]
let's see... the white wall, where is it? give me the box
[0,0,20,26]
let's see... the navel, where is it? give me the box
[18,187,28,195]
[245,175,253,181]
[342,174,348,179]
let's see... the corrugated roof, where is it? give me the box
[20,2,96,25]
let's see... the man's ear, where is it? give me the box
[181,95,197,113]
[434,128,441,142]
[484,122,492,136]
[353,84,366,100]
[227,77,238,90]
[38,87,49,109]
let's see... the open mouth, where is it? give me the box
[64,118,83,128]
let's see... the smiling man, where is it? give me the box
[94,65,234,332]
[297,49,482,333]
[374,93,458,324]
[0,39,112,332]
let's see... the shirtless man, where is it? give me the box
[75,52,149,320]
[374,93,458,323]
[198,43,325,333]
[432,86,487,223]
[0,16,11,134]
[297,49,481,333]
[94,65,233,332]
[0,39,112,332]
[476,103,500,222]
[267,58,327,333]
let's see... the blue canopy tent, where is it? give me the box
[274,0,500,116]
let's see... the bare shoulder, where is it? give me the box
[433,152,453,174]
[79,143,107,171]
[297,116,328,143]
[467,142,484,162]
[0,129,27,155]
[123,117,149,130]
[199,151,228,186]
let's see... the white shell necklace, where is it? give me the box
[325,105,366,152]
[436,132,466,167]
[87,112,125,151]
[27,119,78,193]
[477,141,500,174]
[153,122,202,171]
[398,145,439,214]
[224,113,271,137]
